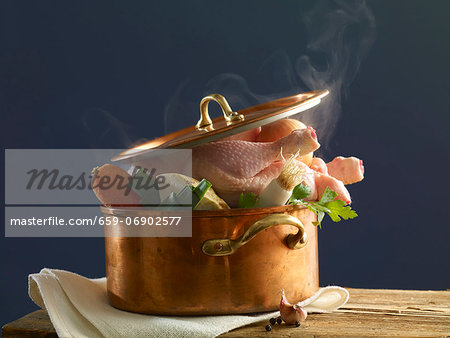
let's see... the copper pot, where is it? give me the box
[103,91,328,315]
[102,204,319,315]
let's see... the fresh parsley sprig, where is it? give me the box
[288,184,358,228]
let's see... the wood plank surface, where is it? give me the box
[222,288,450,337]
[3,288,450,337]
[2,310,57,337]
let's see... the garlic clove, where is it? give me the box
[280,289,308,324]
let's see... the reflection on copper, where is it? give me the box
[112,90,329,161]
[103,204,319,315]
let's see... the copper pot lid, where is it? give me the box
[112,89,328,161]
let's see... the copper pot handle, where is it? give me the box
[201,213,308,256]
[196,94,245,129]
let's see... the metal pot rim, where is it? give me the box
[100,204,308,218]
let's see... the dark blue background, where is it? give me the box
[1,0,449,325]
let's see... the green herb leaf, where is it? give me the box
[325,200,358,222]
[319,187,338,204]
[238,192,259,208]
[286,183,358,228]
[287,184,311,205]
[307,203,331,213]
[312,210,325,228]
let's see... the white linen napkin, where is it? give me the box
[29,268,349,338]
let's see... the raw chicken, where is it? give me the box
[326,156,364,185]
[222,127,261,142]
[192,128,320,206]
[310,156,364,186]
[310,157,328,174]
[297,162,351,204]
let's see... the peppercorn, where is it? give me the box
[265,324,272,331]
[269,318,276,325]
[276,317,282,325]
[295,321,301,327]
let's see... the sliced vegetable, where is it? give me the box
[238,192,259,208]
[191,179,212,209]
[160,192,180,206]
[256,153,304,208]
[157,173,229,210]
[160,179,212,210]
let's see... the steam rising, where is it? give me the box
[164,0,376,151]
[82,108,134,148]
[82,108,148,148]
[296,0,376,146]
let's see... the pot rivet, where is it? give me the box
[214,243,223,251]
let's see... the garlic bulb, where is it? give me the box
[280,289,308,324]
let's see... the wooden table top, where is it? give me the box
[3,288,450,337]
